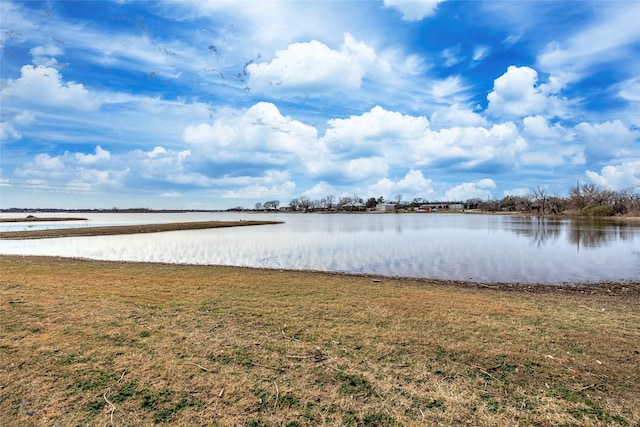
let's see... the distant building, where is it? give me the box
[377,203,396,212]
[416,203,464,212]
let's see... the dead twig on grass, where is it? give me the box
[104,389,115,426]
[574,383,598,392]
[249,361,285,371]
[185,361,214,372]
[273,380,279,409]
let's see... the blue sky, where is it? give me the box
[1,0,639,210]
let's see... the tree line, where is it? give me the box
[249,183,639,217]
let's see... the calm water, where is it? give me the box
[1,212,639,284]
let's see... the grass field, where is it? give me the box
[1,256,638,426]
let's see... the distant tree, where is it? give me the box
[289,198,300,211]
[411,197,426,207]
[338,196,352,211]
[533,186,548,214]
[501,195,518,212]
[466,198,482,210]
[254,202,263,211]
[515,195,534,213]
[365,197,378,210]
[326,194,335,210]
[263,200,280,210]
[568,181,587,211]
[299,196,312,211]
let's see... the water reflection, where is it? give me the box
[0,213,638,284]
[506,217,563,247]
[567,220,636,250]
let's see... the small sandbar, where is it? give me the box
[0,215,88,223]
[0,220,282,240]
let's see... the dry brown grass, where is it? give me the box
[1,256,639,426]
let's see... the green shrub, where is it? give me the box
[581,204,614,217]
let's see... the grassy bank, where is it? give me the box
[1,256,639,426]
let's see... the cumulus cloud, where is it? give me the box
[75,146,111,165]
[575,120,638,162]
[429,104,488,129]
[383,0,446,21]
[2,65,100,110]
[323,106,429,157]
[521,115,573,142]
[486,66,548,119]
[367,169,435,200]
[222,180,296,199]
[443,179,496,201]
[183,103,320,171]
[417,122,527,171]
[585,161,640,190]
[30,45,63,67]
[247,33,389,94]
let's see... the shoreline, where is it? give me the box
[2,255,638,298]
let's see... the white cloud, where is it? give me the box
[522,115,566,139]
[575,120,638,161]
[383,0,446,21]
[503,188,531,197]
[486,66,547,119]
[443,179,496,201]
[537,3,640,75]
[2,65,100,110]
[247,33,389,94]
[367,169,434,199]
[417,122,527,170]
[183,102,320,168]
[618,78,640,102]
[472,45,490,61]
[486,66,572,120]
[585,161,640,190]
[1,122,21,140]
[430,104,488,128]
[302,181,335,200]
[222,180,296,199]
[324,105,429,154]
[441,45,464,67]
[430,76,469,102]
[30,45,63,67]
[75,146,111,165]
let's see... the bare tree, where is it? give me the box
[533,186,548,214]
[299,196,312,211]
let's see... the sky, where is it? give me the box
[1,0,639,210]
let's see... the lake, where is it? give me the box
[1,212,639,284]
